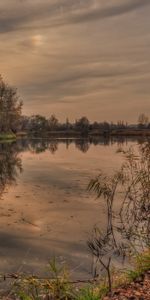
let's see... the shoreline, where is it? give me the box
[17,129,150,138]
[1,129,150,141]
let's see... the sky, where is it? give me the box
[0,0,150,122]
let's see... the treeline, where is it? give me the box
[0,76,150,136]
[19,114,150,135]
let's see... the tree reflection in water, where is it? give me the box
[0,137,148,199]
[0,142,22,197]
[88,142,150,286]
[12,136,150,155]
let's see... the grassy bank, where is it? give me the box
[1,250,149,300]
[0,133,16,140]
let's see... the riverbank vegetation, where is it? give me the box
[0,76,150,138]
[19,114,150,137]
[1,250,149,299]
[87,141,150,294]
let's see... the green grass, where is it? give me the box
[4,250,150,299]
[126,250,150,282]
[74,286,103,300]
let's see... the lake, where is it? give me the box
[0,137,148,280]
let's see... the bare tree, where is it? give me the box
[138,113,149,129]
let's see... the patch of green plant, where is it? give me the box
[74,281,109,300]
[17,291,33,300]
[46,257,72,299]
[0,132,16,140]
[14,257,72,300]
[75,286,100,300]
[126,250,150,282]
[14,277,42,300]
[126,270,141,282]
[135,250,150,272]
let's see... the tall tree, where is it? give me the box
[48,115,59,131]
[75,117,90,131]
[138,113,149,129]
[0,76,22,133]
[28,115,48,132]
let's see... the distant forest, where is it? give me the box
[0,76,150,137]
[19,114,150,136]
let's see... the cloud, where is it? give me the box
[54,0,150,27]
[0,0,150,33]
[0,0,150,122]
[18,60,149,106]
[0,0,89,33]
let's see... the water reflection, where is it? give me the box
[14,136,150,154]
[0,142,22,196]
[0,138,149,281]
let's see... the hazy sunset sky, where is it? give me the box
[0,0,150,122]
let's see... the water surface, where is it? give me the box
[0,137,144,279]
